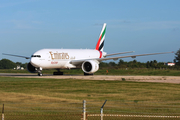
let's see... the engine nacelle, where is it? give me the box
[27,62,37,73]
[82,60,99,74]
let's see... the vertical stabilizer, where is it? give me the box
[95,23,106,52]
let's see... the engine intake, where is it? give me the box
[82,60,99,74]
[27,62,37,73]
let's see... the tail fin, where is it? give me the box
[95,23,106,52]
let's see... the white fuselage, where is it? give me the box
[30,49,105,69]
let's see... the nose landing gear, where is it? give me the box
[38,72,43,76]
[36,67,43,76]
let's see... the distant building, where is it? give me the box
[166,63,175,66]
[14,66,24,70]
[17,65,21,70]
[20,67,24,70]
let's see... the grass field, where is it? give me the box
[0,76,180,119]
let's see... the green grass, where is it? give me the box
[0,76,180,119]
[1,76,180,101]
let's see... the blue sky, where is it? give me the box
[0,0,180,63]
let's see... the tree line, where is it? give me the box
[0,59,27,69]
[100,59,176,69]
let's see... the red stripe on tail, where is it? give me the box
[95,35,102,50]
[99,50,102,58]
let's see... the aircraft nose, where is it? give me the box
[30,58,40,67]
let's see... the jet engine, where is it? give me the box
[82,60,99,74]
[27,62,37,73]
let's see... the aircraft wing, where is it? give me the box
[70,52,173,65]
[105,51,134,57]
[2,53,31,59]
[97,52,173,62]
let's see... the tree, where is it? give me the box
[109,62,116,67]
[118,59,124,65]
[146,61,150,68]
[118,59,128,68]
[21,63,28,69]
[174,49,180,66]
[15,62,22,66]
[0,59,16,69]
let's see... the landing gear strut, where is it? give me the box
[53,69,63,75]
[36,67,43,76]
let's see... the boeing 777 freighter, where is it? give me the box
[3,23,172,76]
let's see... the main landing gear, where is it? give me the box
[53,69,64,75]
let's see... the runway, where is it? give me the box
[0,73,180,84]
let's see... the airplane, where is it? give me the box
[3,23,172,76]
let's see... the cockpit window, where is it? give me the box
[31,55,41,58]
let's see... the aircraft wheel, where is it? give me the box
[84,72,94,76]
[38,73,43,76]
